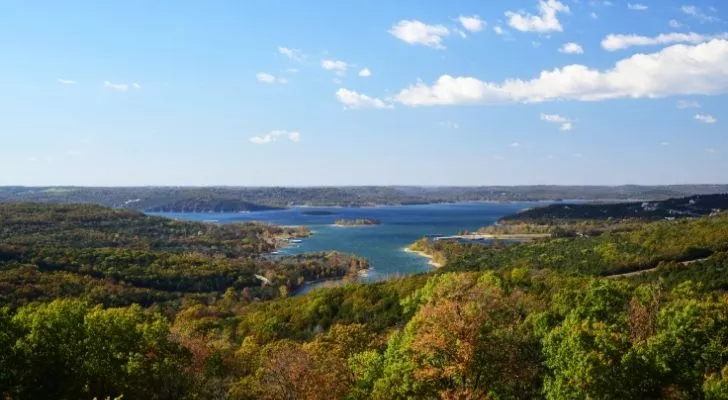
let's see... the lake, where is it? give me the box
[150,202,548,285]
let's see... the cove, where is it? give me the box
[150,201,549,282]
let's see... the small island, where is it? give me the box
[334,218,382,227]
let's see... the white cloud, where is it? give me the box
[256,72,287,84]
[541,113,573,130]
[677,100,701,108]
[391,39,728,106]
[389,20,450,49]
[510,142,521,147]
[104,81,129,92]
[627,3,648,11]
[661,142,671,146]
[257,73,275,83]
[132,83,141,89]
[250,130,302,144]
[57,78,76,85]
[493,25,507,35]
[458,15,486,32]
[358,68,372,77]
[559,42,584,54]
[540,113,569,123]
[288,131,301,142]
[321,59,349,75]
[336,88,392,109]
[682,5,720,23]
[601,32,728,51]
[695,113,717,124]
[669,19,682,28]
[278,47,305,61]
[506,0,570,33]
[590,12,599,19]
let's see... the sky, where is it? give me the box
[0,0,726,186]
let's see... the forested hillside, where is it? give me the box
[0,204,367,308]
[502,193,728,223]
[414,212,728,276]
[2,204,728,399]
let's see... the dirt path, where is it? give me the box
[606,256,712,279]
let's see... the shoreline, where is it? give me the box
[331,224,380,228]
[403,246,444,268]
[437,233,551,241]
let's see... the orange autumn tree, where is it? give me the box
[368,272,542,399]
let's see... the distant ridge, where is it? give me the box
[2,185,728,212]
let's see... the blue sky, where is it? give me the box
[0,0,726,186]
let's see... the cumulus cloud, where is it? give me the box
[493,25,507,35]
[250,130,302,144]
[602,32,728,51]
[104,81,129,92]
[358,68,372,77]
[559,42,584,54]
[278,47,306,62]
[458,15,486,32]
[256,73,287,84]
[389,20,450,49]
[336,88,391,109]
[321,59,349,75]
[695,114,717,124]
[627,3,648,11]
[541,114,573,130]
[390,39,728,106]
[669,19,682,28]
[288,131,301,142]
[57,78,76,85]
[506,0,570,33]
[682,5,720,23]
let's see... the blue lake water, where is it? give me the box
[150,202,548,283]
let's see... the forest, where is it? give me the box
[2,202,728,399]
[0,204,367,308]
[501,194,728,224]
